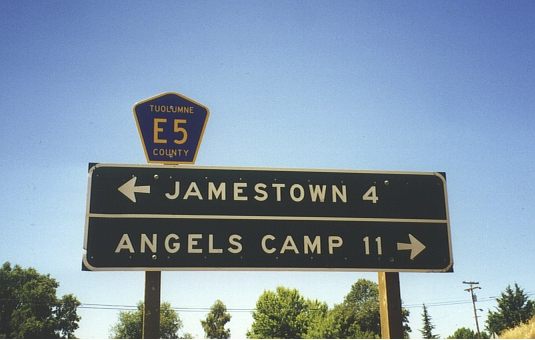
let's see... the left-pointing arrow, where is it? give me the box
[117,177,151,203]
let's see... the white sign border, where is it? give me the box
[83,163,453,273]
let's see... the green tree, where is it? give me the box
[301,299,329,338]
[420,304,439,339]
[329,279,382,338]
[306,279,411,338]
[304,306,340,339]
[201,299,232,338]
[110,301,183,338]
[447,327,489,339]
[0,262,81,338]
[485,283,535,336]
[447,327,477,339]
[247,286,327,338]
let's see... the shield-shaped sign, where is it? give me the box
[133,92,209,164]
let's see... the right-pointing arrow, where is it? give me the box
[397,234,426,260]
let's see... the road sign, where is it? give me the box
[83,164,453,272]
[133,92,209,164]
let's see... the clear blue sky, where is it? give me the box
[1,0,534,338]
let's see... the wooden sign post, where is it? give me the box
[142,271,161,339]
[378,272,403,338]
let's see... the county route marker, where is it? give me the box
[133,92,209,164]
[83,164,452,272]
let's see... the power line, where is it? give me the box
[403,291,534,309]
[78,303,256,313]
[76,296,498,313]
[3,292,534,313]
[402,297,494,309]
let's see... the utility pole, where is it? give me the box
[463,281,481,337]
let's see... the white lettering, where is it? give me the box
[261,235,276,254]
[254,183,268,201]
[183,182,203,200]
[115,234,135,253]
[164,234,180,253]
[228,234,243,254]
[208,234,223,254]
[309,185,326,202]
[188,234,203,253]
[165,182,180,200]
[328,236,343,254]
[280,235,299,254]
[155,179,349,203]
[290,184,305,202]
[272,183,286,202]
[332,185,347,203]
[304,236,321,254]
[140,234,157,253]
[208,182,226,200]
[233,182,248,201]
